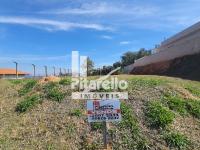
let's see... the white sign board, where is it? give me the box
[87,100,121,122]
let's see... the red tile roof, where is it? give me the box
[0,68,29,75]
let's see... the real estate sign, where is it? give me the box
[87,100,121,122]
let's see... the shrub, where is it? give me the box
[18,80,37,96]
[164,132,190,149]
[16,95,41,113]
[186,99,200,119]
[145,101,175,128]
[59,78,71,85]
[70,109,82,117]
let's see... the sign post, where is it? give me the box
[103,121,107,149]
[87,99,121,149]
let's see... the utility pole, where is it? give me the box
[64,68,66,76]
[59,68,62,76]
[67,69,70,76]
[53,67,56,76]
[13,61,18,79]
[99,67,101,76]
[32,64,36,78]
[44,66,48,77]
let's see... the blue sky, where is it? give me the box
[0,0,200,75]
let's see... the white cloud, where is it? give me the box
[40,2,158,16]
[120,41,131,45]
[0,54,69,62]
[101,35,113,40]
[0,16,112,31]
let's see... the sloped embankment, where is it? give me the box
[131,53,200,81]
[0,76,200,150]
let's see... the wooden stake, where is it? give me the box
[103,121,107,149]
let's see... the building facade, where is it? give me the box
[0,68,29,79]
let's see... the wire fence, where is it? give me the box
[0,61,71,79]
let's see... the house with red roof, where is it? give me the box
[0,68,29,79]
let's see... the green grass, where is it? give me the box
[46,88,65,102]
[119,102,149,149]
[70,109,82,117]
[44,82,65,102]
[163,94,200,119]
[8,79,24,85]
[43,82,58,91]
[186,99,200,119]
[128,77,166,89]
[185,85,200,97]
[163,95,188,116]
[145,101,175,128]
[164,131,190,149]
[65,122,76,138]
[90,122,103,131]
[120,103,140,133]
[59,78,71,85]
[18,80,37,96]
[16,95,42,113]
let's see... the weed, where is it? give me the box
[145,101,175,128]
[18,80,37,96]
[164,131,190,149]
[59,78,71,85]
[16,95,42,113]
[70,109,82,117]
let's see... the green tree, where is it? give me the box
[121,51,137,67]
[87,57,94,75]
[113,61,121,68]
[136,48,151,59]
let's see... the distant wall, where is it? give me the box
[131,53,200,81]
[132,23,200,68]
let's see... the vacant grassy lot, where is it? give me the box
[0,75,199,150]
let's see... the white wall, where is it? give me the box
[133,25,200,68]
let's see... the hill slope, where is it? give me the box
[0,76,200,150]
